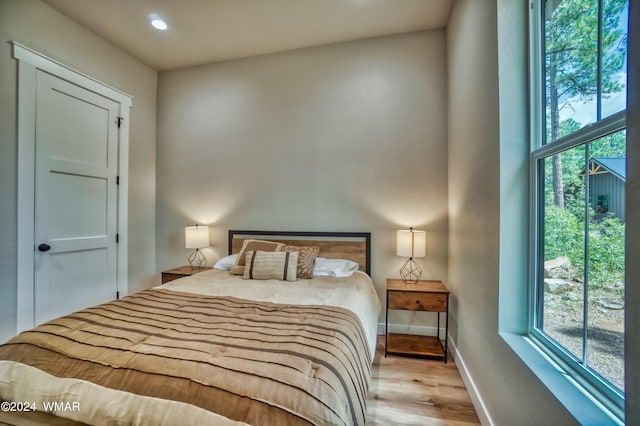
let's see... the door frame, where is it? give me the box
[13,42,131,333]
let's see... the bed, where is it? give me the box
[0,231,380,426]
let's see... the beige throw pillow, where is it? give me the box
[231,239,286,274]
[243,250,299,281]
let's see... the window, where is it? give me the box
[593,195,609,214]
[530,0,628,417]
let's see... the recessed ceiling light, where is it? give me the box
[149,14,168,31]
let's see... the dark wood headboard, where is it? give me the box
[228,230,371,275]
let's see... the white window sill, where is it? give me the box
[499,332,623,426]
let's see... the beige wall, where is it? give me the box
[447,0,577,424]
[447,0,640,424]
[156,31,449,319]
[0,0,157,342]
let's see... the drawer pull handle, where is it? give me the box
[416,300,420,304]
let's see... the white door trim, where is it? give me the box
[13,42,131,333]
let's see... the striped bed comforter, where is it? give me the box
[0,281,377,426]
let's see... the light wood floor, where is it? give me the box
[366,336,481,425]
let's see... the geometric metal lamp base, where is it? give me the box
[187,248,207,269]
[400,258,422,284]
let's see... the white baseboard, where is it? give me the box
[441,336,493,425]
[378,322,493,425]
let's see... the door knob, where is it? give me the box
[38,243,51,252]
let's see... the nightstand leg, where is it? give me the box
[385,292,389,357]
[444,294,449,363]
[437,311,446,363]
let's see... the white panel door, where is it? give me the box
[34,70,119,324]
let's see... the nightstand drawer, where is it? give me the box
[387,290,447,312]
[161,273,185,284]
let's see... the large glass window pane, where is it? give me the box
[544,0,628,144]
[586,131,626,392]
[601,0,628,118]
[540,145,586,359]
[545,0,598,143]
[537,131,626,393]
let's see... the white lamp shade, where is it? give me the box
[185,225,209,249]
[396,229,426,258]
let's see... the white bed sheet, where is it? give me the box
[159,269,382,359]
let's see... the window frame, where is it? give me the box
[528,0,627,419]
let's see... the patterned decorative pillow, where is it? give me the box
[285,246,320,279]
[243,250,299,281]
[231,239,286,274]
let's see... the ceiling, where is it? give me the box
[42,0,453,71]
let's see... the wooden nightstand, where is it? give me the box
[385,278,449,363]
[161,265,212,284]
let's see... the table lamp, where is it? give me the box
[185,224,209,269]
[397,227,426,283]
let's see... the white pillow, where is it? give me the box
[312,257,360,278]
[213,254,238,270]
